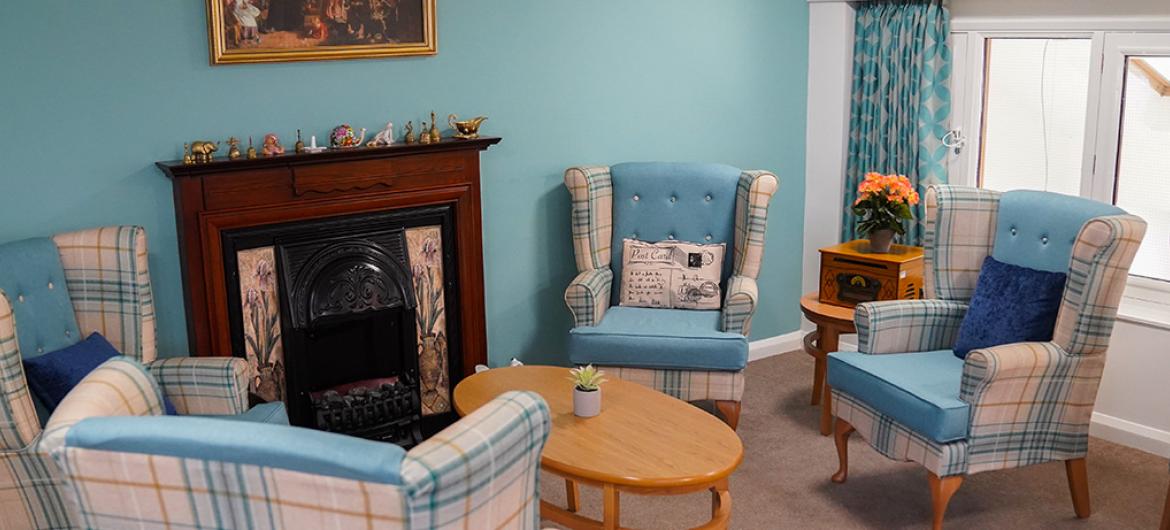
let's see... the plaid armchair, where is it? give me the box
[827,186,1147,529]
[39,357,550,530]
[563,162,778,429]
[0,226,256,529]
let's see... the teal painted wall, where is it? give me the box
[0,1,808,365]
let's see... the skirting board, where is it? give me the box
[748,330,804,362]
[1090,412,1170,458]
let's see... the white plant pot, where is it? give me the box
[573,387,601,417]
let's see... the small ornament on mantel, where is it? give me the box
[246,136,258,159]
[227,137,242,160]
[294,129,305,154]
[428,111,441,143]
[190,140,219,163]
[419,122,432,144]
[367,120,394,147]
[330,124,367,149]
[403,121,416,144]
[182,143,195,165]
[262,133,285,156]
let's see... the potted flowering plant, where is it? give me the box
[568,365,607,417]
[851,172,921,253]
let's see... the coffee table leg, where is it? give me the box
[603,484,620,530]
[710,479,732,529]
[565,479,580,513]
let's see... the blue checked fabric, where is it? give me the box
[145,357,251,415]
[836,185,1148,477]
[562,166,776,404]
[50,391,550,530]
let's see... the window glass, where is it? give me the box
[1114,57,1170,281]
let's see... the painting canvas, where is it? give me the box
[237,246,286,404]
[208,0,436,64]
[406,225,450,416]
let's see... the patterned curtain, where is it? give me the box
[841,0,951,245]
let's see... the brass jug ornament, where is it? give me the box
[246,136,258,159]
[448,114,487,139]
[404,121,416,144]
[182,143,195,165]
[227,137,241,160]
[419,122,432,144]
[294,129,305,154]
[428,111,441,143]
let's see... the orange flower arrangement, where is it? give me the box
[851,172,920,237]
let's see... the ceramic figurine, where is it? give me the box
[262,133,284,156]
[448,114,487,139]
[295,129,305,154]
[329,124,367,148]
[404,121,416,144]
[246,136,258,159]
[368,120,394,147]
[190,140,219,163]
[227,137,242,159]
[303,135,326,153]
[182,143,195,165]
[419,122,432,144]
[428,111,441,143]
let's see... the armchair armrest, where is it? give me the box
[564,268,613,328]
[855,299,968,354]
[402,391,550,528]
[145,357,251,415]
[39,357,166,454]
[722,275,758,335]
[960,342,1104,471]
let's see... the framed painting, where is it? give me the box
[207,0,436,65]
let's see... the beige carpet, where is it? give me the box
[540,351,1167,529]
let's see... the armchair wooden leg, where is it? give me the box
[928,472,964,530]
[1160,478,1170,530]
[831,417,855,483]
[1065,458,1092,518]
[714,400,741,431]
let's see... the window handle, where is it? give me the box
[942,128,968,155]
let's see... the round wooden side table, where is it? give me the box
[799,292,855,436]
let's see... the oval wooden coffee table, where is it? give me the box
[454,365,743,530]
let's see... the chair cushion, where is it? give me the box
[209,402,289,425]
[993,190,1124,273]
[609,162,741,304]
[828,350,969,443]
[953,256,1066,359]
[0,238,80,356]
[24,332,176,415]
[64,414,406,484]
[568,306,748,371]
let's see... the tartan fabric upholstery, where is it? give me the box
[1052,215,1147,355]
[52,226,156,363]
[833,390,968,476]
[50,391,550,530]
[145,357,251,415]
[854,299,968,354]
[731,170,779,279]
[721,275,758,335]
[961,341,1105,474]
[600,366,745,402]
[39,357,166,456]
[922,186,1001,301]
[0,295,40,451]
[563,268,612,328]
[564,166,614,273]
[0,450,71,530]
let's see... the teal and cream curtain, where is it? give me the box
[842,0,951,245]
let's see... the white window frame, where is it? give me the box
[949,17,1170,327]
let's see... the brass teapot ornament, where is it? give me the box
[448,114,487,139]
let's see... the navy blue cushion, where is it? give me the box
[953,256,1066,359]
[0,238,80,356]
[609,162,741,304]
[993,190,1124,273]
[65,414,406,484]
[568,306,748,371]
[828,350,970,443]
[23,333,176,414]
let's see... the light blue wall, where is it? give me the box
[0,1,808,366]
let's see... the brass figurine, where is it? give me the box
[182,143,195,165]
[428,111,441,143]
[246,136,258,159]
[295,129,305,154]
[404,121,416,144]
[448,114,487,139]
[190,140,220,163]
[419,122,432,144]
[227,137,241,159]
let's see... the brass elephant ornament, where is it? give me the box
[191,140,220,163]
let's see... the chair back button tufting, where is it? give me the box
[36,346,44,354]
[705,194,712,201]
[705,234,713,241]
[47,282,54,290]
[1041,236,1049,244]
[667,234,676,240]
[632,195,640,202]
[17,294,25,303]
[670,196,677,203]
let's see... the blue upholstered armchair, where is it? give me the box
[37,357,549,529]
[827,187,1147,529]
[0,226,278,529]
[563,162,778,429]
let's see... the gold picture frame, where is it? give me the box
[207,0,436,65]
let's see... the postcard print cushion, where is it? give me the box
[619,238,725,310]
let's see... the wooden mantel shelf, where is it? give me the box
[157,136,502,177]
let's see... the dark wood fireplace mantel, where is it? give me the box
[158,137,500,379]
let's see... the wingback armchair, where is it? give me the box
[0,226,270,530]
[38,357,550,530]
[827,186,1147,529]
[563,162,778,429]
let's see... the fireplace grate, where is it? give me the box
[310,374,423,447]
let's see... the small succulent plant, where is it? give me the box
[568,365,607,392]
